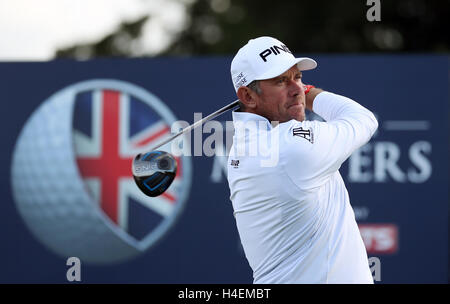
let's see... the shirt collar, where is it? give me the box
[232,110,273,135]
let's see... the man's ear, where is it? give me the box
[237,87,257,109]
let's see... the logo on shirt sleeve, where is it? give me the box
[293,127,314,144]
[230,159,240,168]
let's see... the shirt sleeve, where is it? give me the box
[283,91,378,190]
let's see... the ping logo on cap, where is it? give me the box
[259,44,292,62]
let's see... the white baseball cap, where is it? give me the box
[231,36,317,92]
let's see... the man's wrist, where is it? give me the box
[304,85,315,95]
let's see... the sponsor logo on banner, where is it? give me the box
[348,118,432,184]
[358,224,398,254]
[11,79,192,264]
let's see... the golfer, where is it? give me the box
[227,36,378,283]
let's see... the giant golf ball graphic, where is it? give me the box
[11,79,192,264]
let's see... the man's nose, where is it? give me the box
[288,79,304,96]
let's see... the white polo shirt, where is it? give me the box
[227,91,378,284]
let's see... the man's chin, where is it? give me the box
[288,107,305,122]
[295,114,306,122]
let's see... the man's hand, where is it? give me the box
[304,85,323,112]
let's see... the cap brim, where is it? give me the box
[254,57,317,81]
[296,57,317,71]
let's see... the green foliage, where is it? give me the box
[56,0,449,58]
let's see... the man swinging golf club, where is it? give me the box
[227,36,378,283]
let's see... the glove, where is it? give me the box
[303,85,315,94]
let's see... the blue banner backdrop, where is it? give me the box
[0,56,448,283]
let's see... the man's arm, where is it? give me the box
[285,90,378,190]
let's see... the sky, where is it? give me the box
[0,0,190,60]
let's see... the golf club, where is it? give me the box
[132,99,240,197]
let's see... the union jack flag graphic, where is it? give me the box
[72,85,190,242]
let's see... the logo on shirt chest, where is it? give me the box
[293,127,314,143]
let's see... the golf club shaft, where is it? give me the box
[148,99,240,151]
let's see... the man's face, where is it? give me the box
[255,65,306,123]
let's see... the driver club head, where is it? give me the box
[132,151,177,197]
